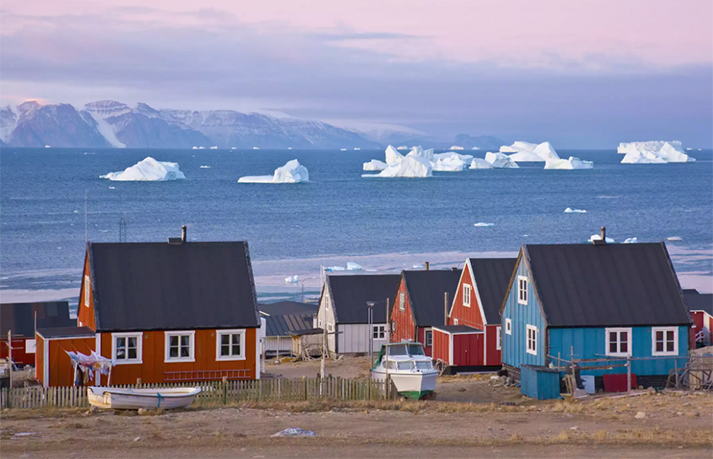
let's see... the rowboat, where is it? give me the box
[371,342,438,400]
[87,386,201,410]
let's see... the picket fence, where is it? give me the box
[0,376,388,409]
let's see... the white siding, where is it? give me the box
[318,286,337,353]
[337,323,388,354]
[263,336,293,354]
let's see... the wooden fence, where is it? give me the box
[0,376,388,409]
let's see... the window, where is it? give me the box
[496,326,502,350]
[328,323,334,332]
[463,284,471,307]
[112,332,142,364]
[505,318,512,335]
[453,318,459,325]
[518,276,528,305]
[526,325,537,355]
[318,318,322,328]
[652,327,678,356]
[216,329,245,361]
[605,328,632,357]
[425,330,433,347]
[399,292,405,311]
[84,275,90,307]
[391,321,396,334]
[373,325,386,340]
[165,331,195,362]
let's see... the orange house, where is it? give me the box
[37,230,262,387]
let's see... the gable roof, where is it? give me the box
[88,241,260,332]
[468,258,517,324]
[259,301,318,316]
[264,313,315,337]
[403,269,462,327]
[0,302,73,338]
[683,289,713,315]
[325,274,401,324]
[37,326,95,339]
[520,242,691,328]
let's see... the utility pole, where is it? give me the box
[84,190,88,243]
[320,324,326,396]
[444,292,449,325]
[385,298,390,399]
[7,331,12,390]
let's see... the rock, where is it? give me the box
[137,408,147,415]
[271,428,316,437]
[676,411,684,416]
[685,411,700,418]
[458,388,466,392]
[635,411,646,419]
[570,426,579,431]
[133,437,141,442]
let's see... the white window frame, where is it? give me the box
[605,327,632,357]
[164,330,195,363]
[425,329,433,347]
[526,324,537,355]
[505,318,512,335]
[463,284,471,307]
[112,332,143,365]
[399,292,405,311]
[216,329,246,361]
[373,324,386,340]
[84,275,90,307]
[453,318,459,325]
[496,326,502,350]
[651,327,678,356]
[517,276,528,305]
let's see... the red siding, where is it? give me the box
[77,253,96,331]
[452,333,484,366]
[36,334,95,387]
[485,325,502,366]
[449,263,486,329]
[417,327,432,357]
[0,338,33,366]
[390,279,416,344]
[432,329,450,363]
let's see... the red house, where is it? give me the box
[0,301,73,366]
[390,269,461,357]
[432,258,516,372]
[684,289,713,347]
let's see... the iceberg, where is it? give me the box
[623,237,638,244]
[618,141,695,163]
[231,147,237,150]
[101,157,186,181]
[407,145,434,162]
[484,152,519,168]
[198,146,205,149]
[346,262,363,271]
[200,165,211,169]
[354,147,361,151]
[363,159,388,171]
[502,141,561,162]
[473,222,495,227]
[365,155,433,178]
[285,275,299,284]
[385,145,405,165]
[238,159,309,184]
[434,152,474,162]
[192,146,198,150]
[469,158,494,169]
[667,236,682,241]
[340,148,347,151]
[433,156,468,171]
[589,234,614,243]
[564,208,587,213]
[544,157,594,170]
[471,146,480,150]
[396,146,408,150]
[449,145,464,150]
[253,147,260,150]
[210,146,218,150]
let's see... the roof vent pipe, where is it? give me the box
[182,225,187,243]
[600,226,606,243]
[424,261,430,271]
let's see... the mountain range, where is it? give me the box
[0,100,504,150]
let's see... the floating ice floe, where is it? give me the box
[366,155,432,178]
[623,237,638,244]
[192,146,198,150]
[406,145,435,162]
[253,147,260,150]
[469,152,519,169]
[545,157,594,170]
[471,146,480,150]
[231,147,237,150]
[101,157,186,181]
[44,145,51,148]
[432,154,468,172]
[667,236,682,241]
[346,262,363,271]
[589,234,615,243]
[564,208,587,213]
[340,148,347,151]
[354,147,360,150]
[449,145,464,150]
[210,146,218,150]
[363,159,388,171]
[108,186,116,189]
[200,165,211,169]
[469,158,493,169]
[238,159,309,183]
[618,141,695,164]
[501,141,560,162]
[473,222,495,227]
[285,275,299,284]
[198,146,205,150]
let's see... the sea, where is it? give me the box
[1,147,712,313]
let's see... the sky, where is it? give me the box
[1,0,712,147]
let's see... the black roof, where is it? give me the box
[37,326,95,339]
[403,270,462,327]
[326,274,401,324]
[433,325,482,334]
[520,243,691,328]
[289,328,323,336]
[264,313,315,337]
[0,302,73,338]
[88,241,260,332]
[683,289,713,315]
[467,258,517,324]
[259,301,318,316]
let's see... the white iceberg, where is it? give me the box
[325,266,346,271]
[101,157,186,181]
[406,145,435,162]
[471,146,480,150]
[200,165,211,169]
[354,147,360,150]
[192,146,198,150]
[502,141,560,162]
[238,159,309,184]
[473,222,495,227]
[363,159,388,171]
[618,141,695,163]
[45,145,51,148]
[545,156,594,170]
[469,158,494,169]
[253,147,260,150]
[434,152,474,162]
[667,236,682,241]
[484,152,519,169]
[433,156,468,171]
[340,148,347,151]
[210,146,218,150]
[285,275,299,284]
[231,147,237,150]
[564,208,587,213]
[346,262,363,271]
[589,234,614,243]
[449,145,464,150]
[396,145,408,150]
[623,237,638,244]
[198,146,205,150]
[385,145,405,165]
[365,155,433,178]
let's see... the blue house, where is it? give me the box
[500,238,692,388]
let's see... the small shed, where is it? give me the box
[520,364,562,400]
[432,325,484,370]
[290,328,324,360]
[260,302,317,356]
[36,326,96,387]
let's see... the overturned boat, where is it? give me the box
[371,342,438,400]
[87,386,201,410]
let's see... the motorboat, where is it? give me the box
[371,342,438,400]
[87,386,201,410]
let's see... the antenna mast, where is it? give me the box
[84,190,88,243]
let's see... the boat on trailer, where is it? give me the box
[87,386,201,410]
[371,342,438,400]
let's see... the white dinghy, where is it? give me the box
[87,386,201,410]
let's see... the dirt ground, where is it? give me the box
[1,375,711,459]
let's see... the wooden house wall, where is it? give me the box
[35,337,44,383]
[0,338,33,366]
[452,333,484,366]
[432,329,450,363]
[77,254,95,330]
[390,279,416,343]
[38,335,95,387]
[485,324,502,366]
[336,324,387,354]
[449,263,485,328]
[317,286,337,353]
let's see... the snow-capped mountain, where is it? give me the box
[1,100,383,149]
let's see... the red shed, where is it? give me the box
[0,301,73,366]
[683,289,713,347]
[390,269,461,357]
[432,325,484,367]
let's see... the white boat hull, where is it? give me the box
[372,370,438,400]
[87,386,201,410]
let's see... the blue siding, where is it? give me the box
[501,260,546,368]
[520,365,561,400]
[548,325,689,376]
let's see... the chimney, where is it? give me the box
[592,226,607,246]
[182,225,187,243]
[168,226,187,245]
[424,261,430,271]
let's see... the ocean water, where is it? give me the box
[1,147,712,307]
